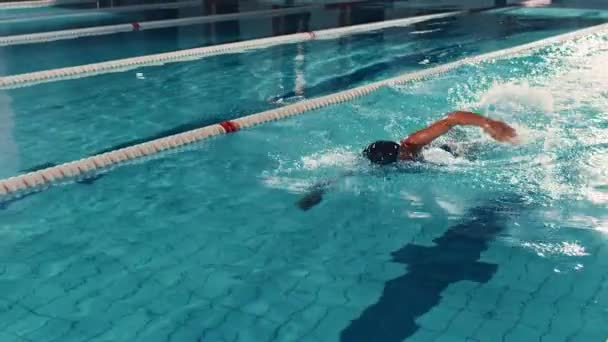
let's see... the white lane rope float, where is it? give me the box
[0,0,372,23]
[1,22,607,200]
[0,2,347,46]
[0,0,95,10]
[0,11,462,89]
[0,0,202,23]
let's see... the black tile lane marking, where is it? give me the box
[340,194,526,342]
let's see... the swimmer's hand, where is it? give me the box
[482,119,517,143]
[297,188,324,211]
[295,172,354,211]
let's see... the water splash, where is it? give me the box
[477,81,554,115]
[261,176,314,193]
[421,146,477,166]
[261,147,361,193]
[301,147,360,170]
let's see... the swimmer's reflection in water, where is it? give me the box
[297,111,517,210]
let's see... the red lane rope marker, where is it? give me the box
[219,120,240,133]
[132,22,141,31]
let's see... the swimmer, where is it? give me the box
[363,111,516,164]
[297,111,516,210]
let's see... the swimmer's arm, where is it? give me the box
[450,111,517,142]
[403,111,516,152]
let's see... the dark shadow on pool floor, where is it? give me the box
[340,194,525,342]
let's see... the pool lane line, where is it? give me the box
[1,22,607,200]
[0,0,361,46]
[0,0,95,10]
[341,195,527,341]
[0,11,462,89]
[0,0,203,23]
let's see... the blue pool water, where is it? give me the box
[1,8,607,176]
[0,7,338,74]
[0,0,428,38]
[1,2,608,342]
[1,28,608,341]
[0,2,451,75]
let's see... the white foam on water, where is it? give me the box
[477,81,555,115]
[421,147,470,166]
[460,79,578,200]
[261,175,314,194]
[260,147,361,193]
[454,37,608,202]
[300,148,360,170]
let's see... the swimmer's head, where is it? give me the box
[363,140,400,165]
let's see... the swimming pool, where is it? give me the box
[0,7,606,176]
[0,3,208,36]
[0,0,407,40]
[1,2,607,342]
[0,2,452,75]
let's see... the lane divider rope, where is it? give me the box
[1,22,607,200]
[0,11,462,89]
[0,0,202,21]
[0,0,95,9]
[0,3,324,46]
[0,0,371,43]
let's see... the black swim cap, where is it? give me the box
[363,140,400,165]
